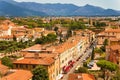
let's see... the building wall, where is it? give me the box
[13,63,56,80]
[97,31,120,47]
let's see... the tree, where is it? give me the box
[75,67,89,73]
[100,39,108,52]
[112,69,120,80]
[97,60,118,80]
[91,47,95,60]
[1,56,13,68]
[32,65,49,80]
[54,26,59,32]
[66,28,72,39]
[13,35,17,41]
[103,39,108,46]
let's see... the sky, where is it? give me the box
[14,0,120,10]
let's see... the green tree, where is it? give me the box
[97,60,118,80]
[112,69,120,80]
[1,56,13,68]
[66,28,72,39]
[32,65,49,80]
[13,35,17,41]
[103,39,108,46]
[54,26,59,32]
[100,39,108,52]
[91,47,95,60]
[75,67,89,73]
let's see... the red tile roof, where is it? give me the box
[1,70,33,80]
[24,52,58,59]
[110,45,120,51]
[22,44,42,51]
[0,63,9,75]
[68,73,95,80]
[13,57,55,65]
[105,29,120,33]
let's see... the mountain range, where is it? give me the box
[0,0,120,16]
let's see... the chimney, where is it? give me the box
[34,53,39,59]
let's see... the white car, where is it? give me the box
[75,65,80,70]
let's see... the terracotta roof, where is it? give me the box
[68,73,95,80]
[110,45,120,51]
[1,70,33,80]
[105,29,120,33]
[22,44,55,52]
[0,35,13,39]
[13,57,54,65]
[12,27,27,31]
[55,36,85,54]
[109,38,119,41]
[24,52,58,59]
[0,64,9,75]
[22,44,42,51]
[0,25,9,30]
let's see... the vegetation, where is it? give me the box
[93,21,106,28]
[94,48,104,54]
[35,33,57,44]
[112,69,120,80]
[75,67,89,73]
[100,39,108,52]
[91,47,95,60]
[97,60,118,80]
[1,56,13,68]
[32,65,49,80]
[0,40,35,53]
[97,60,118,71]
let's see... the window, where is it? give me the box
[62,60,64,63]
[112,32,114,35]
[32,65,36,68]
[16,64,18,68]
[65,58,67,61]
[20,65,23,68]
[25,65,28,68]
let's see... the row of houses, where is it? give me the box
[0,20,56,42]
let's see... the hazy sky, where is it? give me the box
[14,0,120,10]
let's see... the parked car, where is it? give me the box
[75,65,80,70]
[87,64,92,69]
[89,60,94,66]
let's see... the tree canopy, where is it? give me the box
[75,67,89,73]
[32,65,49,80]
[96,60,118,71]
[1,56,13,68]
[35,33,57,44]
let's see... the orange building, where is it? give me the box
[1,70,33,80]
[0,62,9,77]
[97,28,120,47]
[68,73,95,80]
[13,52,60,80]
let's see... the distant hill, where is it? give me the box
[0,0,47,16]
[0,0,120,16]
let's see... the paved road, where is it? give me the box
[62,47,93,80]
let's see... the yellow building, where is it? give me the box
[54,36,88,74]
[97,28,120,47]
[13,52,60,80]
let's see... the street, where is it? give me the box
[61,45,93,80]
